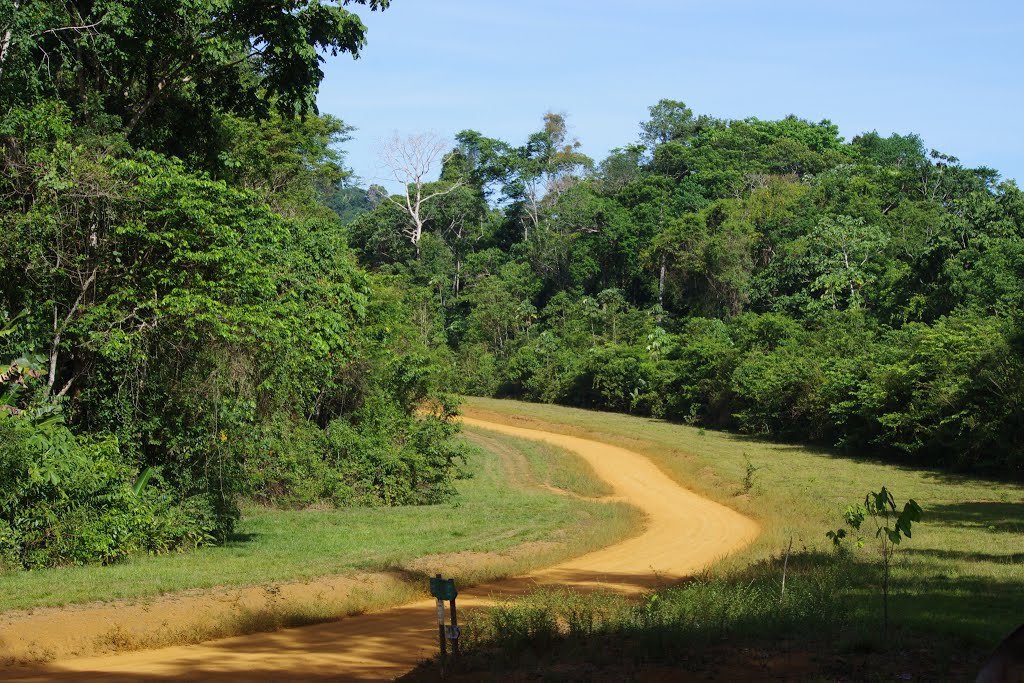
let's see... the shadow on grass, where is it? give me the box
[904,547,1024,564]
[727,430,1022,488]
[407,551,1001,681]
[837,559,1024,643]
[224,532,260,544]
[892,574,1024,643]
[511,400,1020,491]
[924,501,1024,534]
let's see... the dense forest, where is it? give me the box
[345,106,1024,477]
[2,1,1021,572]
[1,0,463,570]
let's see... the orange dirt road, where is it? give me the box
[3,415,759,682]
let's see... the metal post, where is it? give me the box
[449,596,459,660]
[435,574,447,676]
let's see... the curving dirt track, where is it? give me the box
[2,414,759,682]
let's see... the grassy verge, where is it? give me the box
[401,567,986,682]
[461,397,1023,647]
[0,426,638,613]
[88,578,427,656]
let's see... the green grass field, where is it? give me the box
[0,426,638,612]
[463,397,1024,645]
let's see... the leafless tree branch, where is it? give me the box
[0,0,21,78]
[48,266,97,391]
[30,20,103,39]
[377,132,463,252]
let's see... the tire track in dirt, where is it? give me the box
[462,429,538,492]
[2,413,759,682]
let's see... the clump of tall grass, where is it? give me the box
[465,590,627,652]
[462,550,855,667]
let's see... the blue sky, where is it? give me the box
[318,1,1023,191]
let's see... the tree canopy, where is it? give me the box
[345,103,1024,476]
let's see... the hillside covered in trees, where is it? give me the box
[2,1,1021,574]
[346,104,1024,476]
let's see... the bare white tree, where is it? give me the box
[0,1,21,79]
[1,3,105,80]
[378,132,462,254]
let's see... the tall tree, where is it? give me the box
[378,132,463,255]
[640,99,702,149]
[0,0,389,157]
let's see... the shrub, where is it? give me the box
[0,412,215,569]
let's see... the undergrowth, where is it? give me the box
[409,550,990,681]
[462,549,854,668]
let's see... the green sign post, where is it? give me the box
[430,573,460,675]
[430,576,458,601]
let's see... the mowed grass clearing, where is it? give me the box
[0,425,638,613]
[462,396,1024,645]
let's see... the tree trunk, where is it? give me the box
[47,268,97,394]
[658,255,666,306]
[0,1,18,78]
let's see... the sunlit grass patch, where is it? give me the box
[462,397,1024,645]
[0,427,638,613]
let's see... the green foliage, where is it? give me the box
[826,503,867,550]
[0,411,214,569]
[829,487,923,636]
[730,339,826,438]
[343,97,1024,476]
[0,3,472,571]
[863,488,922,547]
[461,262,539,354]
[463,555,851,667]
[324,392,465,506]
[1,0,390,145]
[740,454,760,495]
